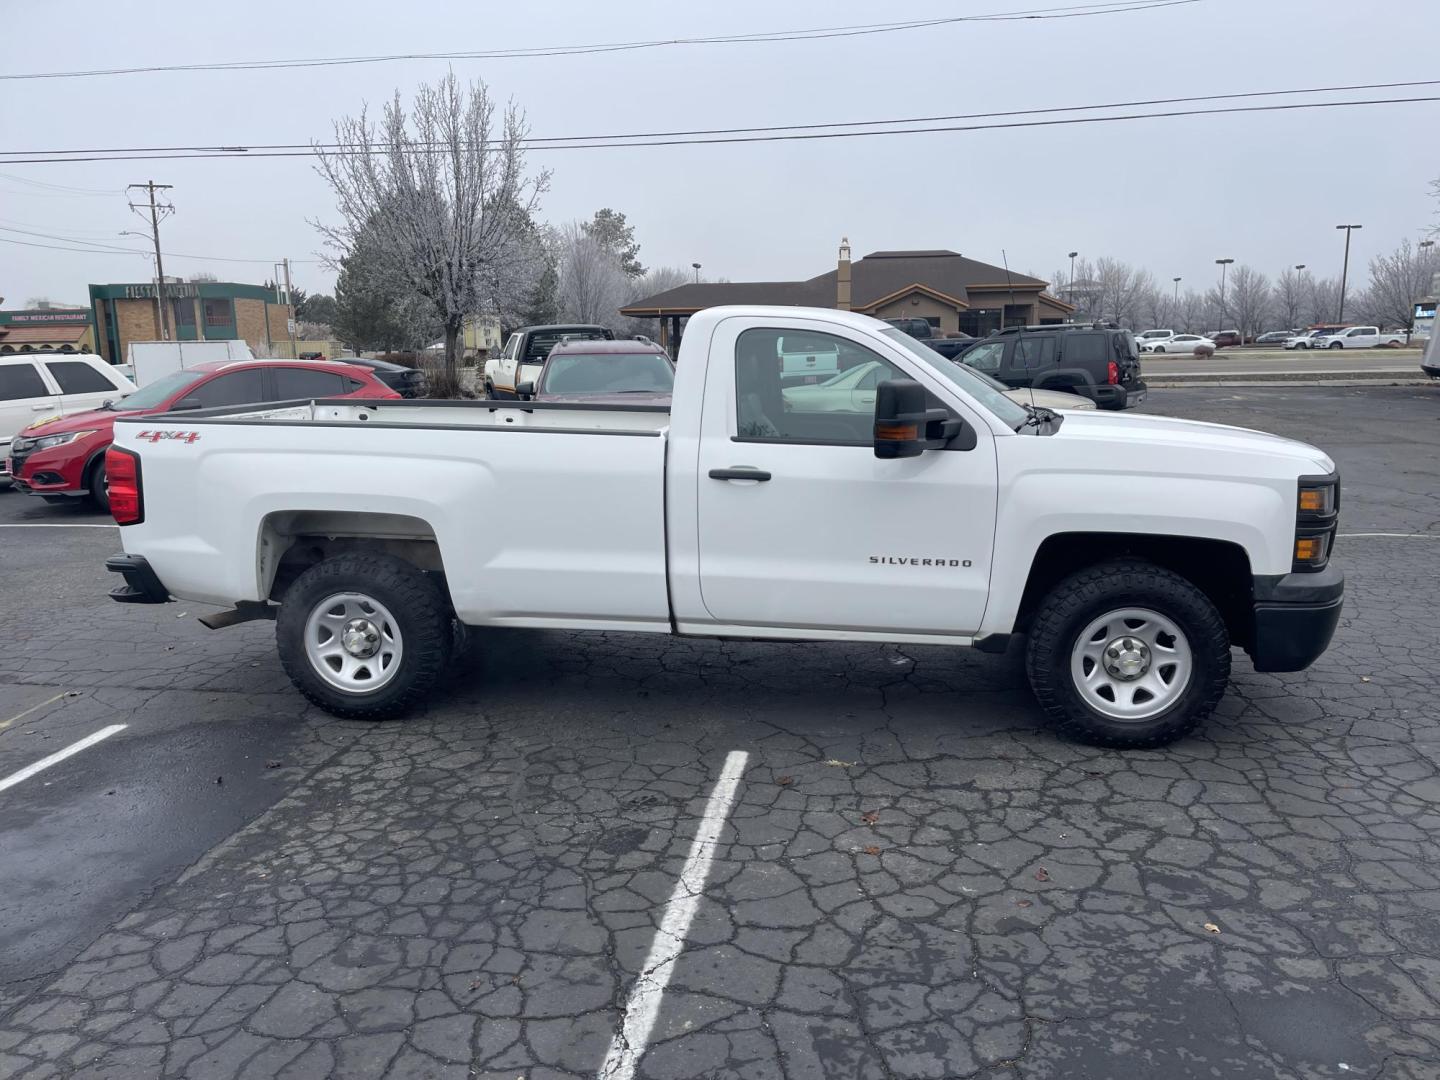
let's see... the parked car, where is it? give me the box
[519,339,675,405]
[485,324,615,399]
[1254,331,1293,344]
[103,305,1343,749]
[883,318,936,339]
[1286,325,1352,349]
[1317,326,1407,349]
[1,353,135,489]
[1284,330,1325,349]
[1422,329,1440,378]
[923,334,978,361]
[1134,329,1176,347]
[1142,334,1215,356]
[7,359,397,509]
[1210,330,1243,349]
[957,323,1146,409]
[332,356,429,398]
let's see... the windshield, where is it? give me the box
[880,328,1030,428]
[539,352,674,395]
[112,368,208,410]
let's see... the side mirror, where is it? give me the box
[172,397,202,411]
[516,381,535,400]
[873,379,966,459]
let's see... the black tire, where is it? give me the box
[1328,341,1343,349]
[277,553,451,720]
[1153,346,1166,354]
[87,457,110,512]
[1025,560,1230,749]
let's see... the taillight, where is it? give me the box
[1107,360,1119,385]
[105,446,143,525]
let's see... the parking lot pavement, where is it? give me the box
[0,384,1438,1079]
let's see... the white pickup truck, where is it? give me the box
[1316,326,1407,349]
[103,307,1344,748]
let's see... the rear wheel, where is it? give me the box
[1025,560,1230,748]
[1328,340,1343,349]
[1153,346,1166,353]
[277,553,451,719]
[86,457,110,512]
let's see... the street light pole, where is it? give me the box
[1067,251,1078,302]
[1335,224,1362,322]
[691,262,701,284]
[1215,258,1234,328]
[1172,276,1181,302]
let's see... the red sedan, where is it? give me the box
[7,359,399,510]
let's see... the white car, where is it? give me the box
[106,305,1343,749]
[1141,334,1214,355]
[1316,326,1406,350]
[1,353,135,488]
[783,360,1095,413]
[1134,330,1176,347]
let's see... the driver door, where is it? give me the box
[694,318,998,638]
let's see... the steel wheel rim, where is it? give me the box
[304,592,404,694]
[1069,606,1192,722]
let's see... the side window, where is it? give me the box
[504,336,519,361]
[187,370,266,408]
[1063,333,1107,366]
[735,328,905,444]
[273,367,348,399]
[962,341,1006,373]
[1348,328,1365,337]
[45,360,117,395]
[1015,337,1056,370]
[0,363,51,401]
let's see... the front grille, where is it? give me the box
[8,449,31,476]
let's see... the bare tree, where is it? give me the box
[1304,276,1341,325]
[554,221,630,328]
[1358,238,1440,328]
[1222,265,1273,339]
[1177,289,1210,334]
[621,266,693,337]
[314,73,549,384]
[1082,257,1152,327]
[1139,285,1177,331]
[1273,267,1306,330]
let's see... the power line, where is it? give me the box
[0,1,1197,81]
[5,77,1434,159]
[0,172,122,195]
[0,226,321,264]
[1,94,1435,165]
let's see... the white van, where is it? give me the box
[0,354,135,487]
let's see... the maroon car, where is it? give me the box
[518,339,675,405]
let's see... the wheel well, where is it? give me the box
[1015,533,1254,647]
[260,511,446,602]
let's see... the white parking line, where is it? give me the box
[0,724,127,794]
[0,691,68,733]
[1338,532,1439,539]
[597,749,749,1080]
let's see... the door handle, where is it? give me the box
[31,403,51,410]
[708,467,772,482]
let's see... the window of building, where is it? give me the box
[273,367,349,399]
[45,360,121,394]
[0,362,49,401]
[187,369,265,408]
[203,299,233,328]
[172,299,196,327]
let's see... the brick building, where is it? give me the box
[88,281,293,364]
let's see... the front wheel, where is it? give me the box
[277,553,451,719]
[87,457,110,512]
[1025,560,1230,748]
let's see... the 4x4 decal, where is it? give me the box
[135,430,201,444]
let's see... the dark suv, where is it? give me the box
[954,324,1147,409]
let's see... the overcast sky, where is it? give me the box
[3,0,1437,308]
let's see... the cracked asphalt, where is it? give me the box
[0,382,1438,1080]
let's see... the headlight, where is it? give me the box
[29,430,98,451]
[1293,474,1339,572]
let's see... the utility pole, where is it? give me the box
[282,257,298,358]
[1215,258,1234,329]
[128,181,174,340]
[1335,224,1362,322]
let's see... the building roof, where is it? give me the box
[621,250,1056,316]
[0,324,89,344]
